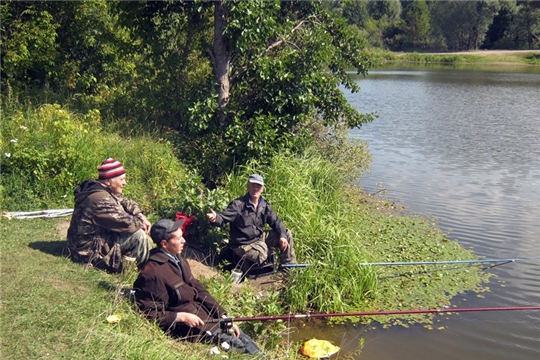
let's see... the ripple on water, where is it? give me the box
[345,66,540,360]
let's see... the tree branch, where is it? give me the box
[230,16,316,82]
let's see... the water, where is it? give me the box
[294,65,540,359]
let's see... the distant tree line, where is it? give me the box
[327,0,540,51]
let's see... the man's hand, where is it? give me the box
[221,314,240,338]
[138,213,152,234]
[232,323,240,337]
[206,208,217,223]
[279,237,289,251]
[176,312,204,328]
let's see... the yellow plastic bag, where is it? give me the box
[106,314,122,324]
[300,338,340,358]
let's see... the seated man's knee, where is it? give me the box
[124,229,147,244]
[245,248,267,265]
[233,241,269,265]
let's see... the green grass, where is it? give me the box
[0,218,192,359]
[523,53,540,65]
[0,218,301,359]
[358,48,540,67]
[389,51,540,66]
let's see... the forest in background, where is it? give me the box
[2,0,375,185]
[329,0,540,51]
[2,1,539,185]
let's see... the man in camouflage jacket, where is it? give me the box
[67,158,151,273]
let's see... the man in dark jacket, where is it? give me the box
[206,174,296,269]
[133,218,262,355]
[67,158,151,273]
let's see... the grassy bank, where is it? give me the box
[0,218,295,359]
[1,102,493,358]
[370,49,540,66]
[0,195,492,359]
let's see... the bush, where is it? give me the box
[1,103,105,210]
[0,102,207,216]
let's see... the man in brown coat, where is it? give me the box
[133,218,262,355]
[67,158,151,272]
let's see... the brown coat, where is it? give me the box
[133,248,227,341]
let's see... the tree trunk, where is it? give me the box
[213,0,230,125]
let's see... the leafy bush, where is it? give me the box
[0,103,213,217]
[1,103,105,210]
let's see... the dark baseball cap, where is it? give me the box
[150,218,185,244]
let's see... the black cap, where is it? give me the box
[150,218,185,244]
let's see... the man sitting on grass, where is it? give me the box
[67,158,152,273]
[133,218,262,355]
[206,174,297,272]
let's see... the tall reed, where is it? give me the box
[222,152,379,312]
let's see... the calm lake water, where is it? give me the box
[292,65,540,360]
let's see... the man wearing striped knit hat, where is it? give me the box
[67,158,151,273]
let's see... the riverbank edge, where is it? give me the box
[377,49,540,67]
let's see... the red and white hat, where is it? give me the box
[98,158,126,180]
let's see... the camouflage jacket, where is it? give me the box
[67,179,145,272]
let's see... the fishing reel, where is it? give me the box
[220,318,235,335]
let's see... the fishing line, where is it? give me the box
[378,259,518,280]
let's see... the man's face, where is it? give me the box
[247,182,264,199]
[162,228,186,255]
[106,174,127,194]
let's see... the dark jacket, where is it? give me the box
[213,193,287,246]
[66,179,145,272]
[133,248,227,341]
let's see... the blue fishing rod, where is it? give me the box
[283,257,531,268]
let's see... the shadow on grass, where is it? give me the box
[99,280,118,291]
[29,240,68,257]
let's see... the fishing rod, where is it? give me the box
[3,208,74,219]
[208,306,540,324]
[283,257,530,268]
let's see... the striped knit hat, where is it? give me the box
[98,158,126,180]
